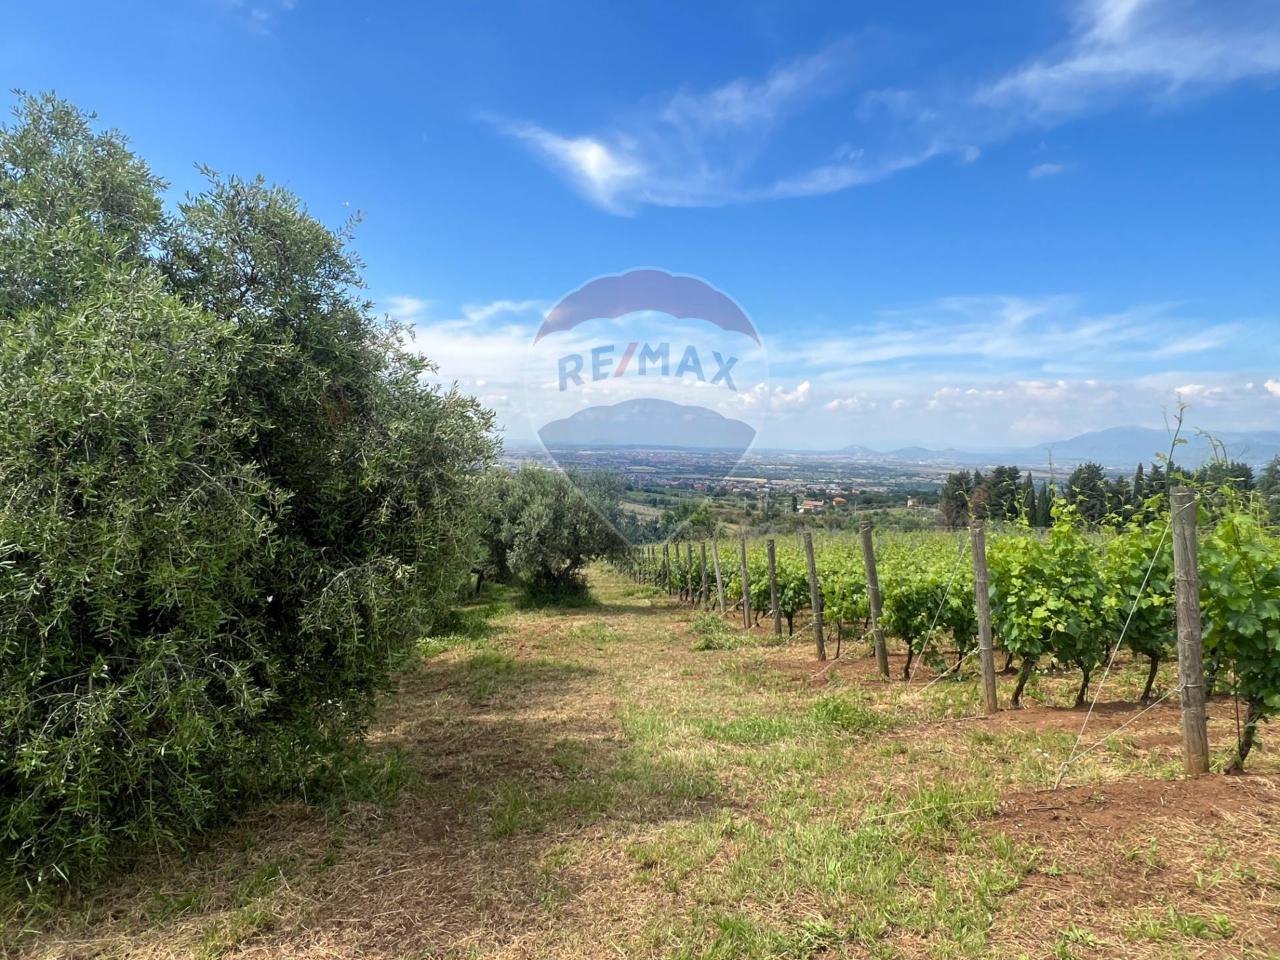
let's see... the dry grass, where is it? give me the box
[10,568,1280,959]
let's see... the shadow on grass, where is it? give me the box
[10,586,725,958]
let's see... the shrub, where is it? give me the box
[0,272,275,885]
[0,94,495,887]
[486,466,624,593]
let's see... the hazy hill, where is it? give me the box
[538,398,756,451]
[834,427,1280,468]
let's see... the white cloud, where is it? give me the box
[493,43,922,213]
[765,295,1244,379]
[500,124,647,214]
[980,0,1280,118]
[1028,162,1067,179]
[219,0,296,33]
[462,299,545,323]
[493,0,1280,212]
[390,287,1278,448]
[382,295,431,324]
[824,394,878,413]
[1172,381,1267,409]
[659,49,846,132]
[737,380,813,413]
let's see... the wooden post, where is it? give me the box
[766,539,782,636]
[738,533,752,629]
[711,539,726,613]
[685,542,694,604]
[803,531,825,660]
[860,521,890,679]
[663,543,671,595]
[1171,486,1210,776]
[700,541,709,607]
[971,521,998,714]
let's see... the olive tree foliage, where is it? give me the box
[485,466,626,593]
[0,94,496,886]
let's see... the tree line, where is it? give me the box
[941,456,1280,528]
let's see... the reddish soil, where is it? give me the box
[998,772,1280,837]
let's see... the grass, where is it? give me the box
[689,613,782,651]
[8,565,1280,959]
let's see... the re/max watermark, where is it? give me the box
[558,342,738,391]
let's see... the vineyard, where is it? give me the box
[6,84,1280,960]
[628,489,1280,776]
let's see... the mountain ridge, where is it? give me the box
[826,426,1280,468]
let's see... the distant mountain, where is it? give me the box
[538,398,756,451]
[1014,427,1280,468]
[530,413,1280,468]
[830,427,1280,469]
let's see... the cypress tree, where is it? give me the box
[1036,481,1054,527]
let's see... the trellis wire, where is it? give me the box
[1053,519,1172,789]
[906,533,970,685]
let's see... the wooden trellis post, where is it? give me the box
[700,541,709,607]
[738,533,752,629]
[971,521,998,714]
[1171,486,1210,776]
[766,539,782,636]
[803,531,825,660]
[860,521,890,679]
[711,539,726,613]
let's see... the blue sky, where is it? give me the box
[7,0,1280,449]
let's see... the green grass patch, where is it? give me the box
[565,621,623,646]
[719,656,789,691]
[807,694,893,735]
[484,778,616,838]
[461,650,590,702]
[633,781,1021,958]
[700,715,797,745]
[1125,905,1234,942]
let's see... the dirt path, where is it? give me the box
[17,568,1280,959]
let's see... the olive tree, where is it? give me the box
[0,94,496,886]
[492,466,625,593]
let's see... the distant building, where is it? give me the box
[799,499,826,513]
[832,496,847,507]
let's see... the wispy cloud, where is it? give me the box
[218,0,296,33]
[492,43,864,213]
[1266,379,1280,399]
[766,295,1247,380]
[462,298,546,323]
[979,0,1280,117]
[492,0,1280,213]
[1028,162,1067,179]
[498,124,648,214]
[382,295,431,324]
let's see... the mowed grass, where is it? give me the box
[9,566,1280,959]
